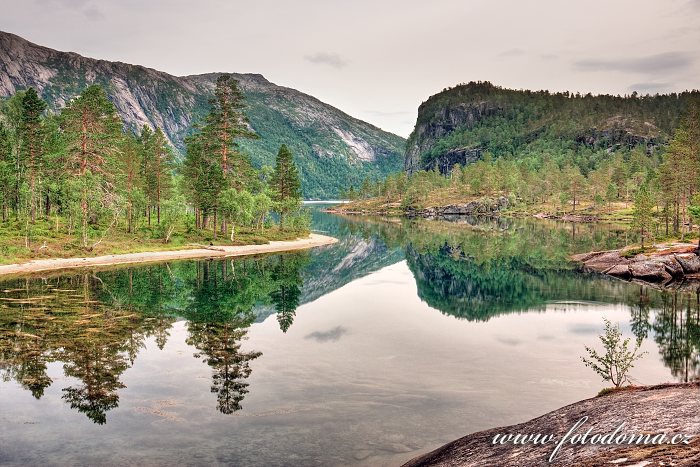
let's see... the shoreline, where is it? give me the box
[404,382,700,466]
[326,196,624,223]
[572,243,700,288]
[0,233,337,278]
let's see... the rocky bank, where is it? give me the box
[327,196,511,219]
[404,383,700,467]
[572,244,700,287]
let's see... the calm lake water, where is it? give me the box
[1,206,699,466]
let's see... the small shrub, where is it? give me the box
[582,318,646,388]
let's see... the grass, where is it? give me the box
[0,217,307,265]
[597,385,639,397]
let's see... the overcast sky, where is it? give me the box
[3,0,699,137]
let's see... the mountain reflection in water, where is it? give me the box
[0,209,698,466]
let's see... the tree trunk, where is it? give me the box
[127,202,133,233]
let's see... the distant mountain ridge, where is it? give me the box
[0,30,405,198]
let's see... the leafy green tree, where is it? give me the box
[220,189,254,240]
[270,144,302,229]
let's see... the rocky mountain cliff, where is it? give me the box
[0,31,404,198]
[405,81,697,174]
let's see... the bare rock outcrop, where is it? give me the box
[676,253,700,274]
[404,383,700,467]
[574,246,700,286]
[406,197,510,220]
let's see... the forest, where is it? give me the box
[349,92,700,248]
[0,75,306,262]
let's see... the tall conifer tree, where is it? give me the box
[270,144,301,228]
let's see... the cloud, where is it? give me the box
[83,5,104,20]
[304,326,348,342]
[304,52,346,69]
[574,52,693,74]
[498,48,525,57]
[540,53,558,61]
[35,0,103,20]
[35,0,89,7]
[627,82,674,94]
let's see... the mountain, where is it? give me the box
[0,31,405,198]
[405,81,698,174]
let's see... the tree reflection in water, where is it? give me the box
[0,252,308,423]
[2,215,699,426]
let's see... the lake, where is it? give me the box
[1,206,698,466]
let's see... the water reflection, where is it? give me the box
[1,211,700,432]
[0,253,310,423]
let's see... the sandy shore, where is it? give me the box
[0,233,337,277]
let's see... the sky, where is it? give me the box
[2,0,699,137]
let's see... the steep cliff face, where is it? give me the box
[0,31,405,198]
[405,102,501,174]
[404,81,694,175]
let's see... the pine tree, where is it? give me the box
[632,184,655,249]
[59,85,123,248]
[19,88,47,224]
[689,194,700,254]
[0,122,13,221]
[270,144,301,228]
[120,135,143,233]
[183,75,257,238]
[208,74,257,189]
[140,126,173,225]
[183,127,225,233]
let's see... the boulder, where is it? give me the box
[629,261,672,283]
[675,253,700,274]
[650,255,684,277]
[606,264,631,278]
[584,251,628,273]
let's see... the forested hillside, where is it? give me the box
[345,82,700,245]
[405,81,697,175]
[0,31,404,198]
